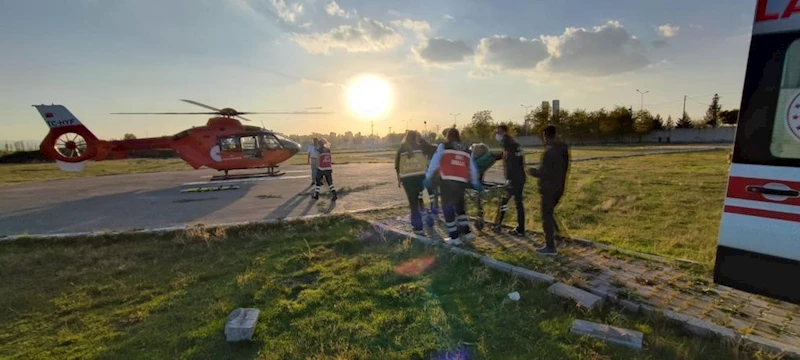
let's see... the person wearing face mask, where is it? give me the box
[492,125,527,237]
[528,125,570,255]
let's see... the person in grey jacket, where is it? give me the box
[527,125,570,255]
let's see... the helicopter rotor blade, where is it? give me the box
[110,112,219,115]
[180,99,222,112]
[236,115,253,122]
[237,111,334,115]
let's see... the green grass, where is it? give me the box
[0,159,192,185]
[478,149,730,267]
[0,216,764,359]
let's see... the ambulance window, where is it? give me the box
[769,39,800,160]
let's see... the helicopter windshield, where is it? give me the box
[261,134,282,150]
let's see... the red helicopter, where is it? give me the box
[33,99,331,178]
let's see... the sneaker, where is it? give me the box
[491,225,502,234]
[535,246,557,256]
[424,214,435,228]
[444,237,462,246]
[413,229,425,236]
[508,229,525,237]
[462,233,475,242]
[311,193,319,200]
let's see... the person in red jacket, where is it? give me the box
[312,139,338,201]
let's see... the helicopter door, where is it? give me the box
[218,136,243,161]
[240,135,262,159]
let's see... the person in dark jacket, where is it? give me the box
[528,125,570,255]
[492,125,527,237]
[395,130,438,235]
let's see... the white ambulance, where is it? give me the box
[714,0,800,304]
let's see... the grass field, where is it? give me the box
[0,216,766,360]
[476,149,730,267]
[0,144,728,185]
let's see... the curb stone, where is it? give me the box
[0,203,407,242]
[369,218,800,359]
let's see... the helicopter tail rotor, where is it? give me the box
[33,104,101,172]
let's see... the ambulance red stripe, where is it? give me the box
[723,205,800,223]
[726,176,800,206]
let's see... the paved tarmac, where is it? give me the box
[0,163,505,237]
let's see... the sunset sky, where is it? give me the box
[0,0,756,141]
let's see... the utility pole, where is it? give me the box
[682,95,687,121]
[424,121,427,135]
[449,113,460,128]
[370,121,374,137]
[521,104,533,135]
[636,89,649,113]
[388,126,392,135]
[405,118,411,131]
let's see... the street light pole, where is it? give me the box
[449,113,460,128]
[521,104,533,135]
[636,89,649,114]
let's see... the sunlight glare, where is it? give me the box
[345,74,393,120]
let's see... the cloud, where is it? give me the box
[656,24,680,37]
[475,35,549,70]
[291,18,404,54]
[474,21,650,77]
[270,0,304,23]
[412,38,473,67]
[325,0,354,18]
[539,21,650,76]
[443,14,455,22]
[390,19,431,37]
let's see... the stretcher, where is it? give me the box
[466,180,507,231]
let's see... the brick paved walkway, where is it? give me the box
[366,213,800,356]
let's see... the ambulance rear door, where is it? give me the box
[713,0,800,305]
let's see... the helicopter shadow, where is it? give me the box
[0,183,256,236]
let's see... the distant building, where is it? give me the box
[552,100,560,116]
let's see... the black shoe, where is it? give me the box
[331,192,338,201]
[491,225,502,234]
[508,229,525,237]
[311,193,319,200]
[536,246,557,256]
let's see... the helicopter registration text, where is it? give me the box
[46,118,76,128]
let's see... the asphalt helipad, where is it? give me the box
[0,163,452,237]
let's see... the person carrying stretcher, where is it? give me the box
[493,125,526,237]
[424,128,482,245]
[395,130,438,235]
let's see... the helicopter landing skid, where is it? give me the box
[209,167,285,181]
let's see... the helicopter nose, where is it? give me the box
[285,139,302,155]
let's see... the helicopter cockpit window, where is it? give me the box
[220,137,240,152]
[261,134,282,150]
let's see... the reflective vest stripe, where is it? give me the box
[318,153,332,170]
[398,150,429,178]
[438,149,470,183]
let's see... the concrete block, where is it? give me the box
[548,282,604,310]
[743,334,800,357]
[511,266,556,284]
[570,319,644,350]
[618,299,641,313]
[225,308,260,342]
[480,257,514,273]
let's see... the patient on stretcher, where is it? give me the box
[469,143,503,184]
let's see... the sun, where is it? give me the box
[345,74,393,120]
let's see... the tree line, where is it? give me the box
[460,94,739,144]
